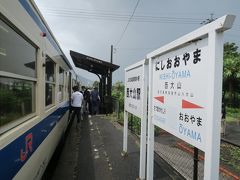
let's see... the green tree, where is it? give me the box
[92,81,99,88]
[223,42,240,107]
[112,81,124,111]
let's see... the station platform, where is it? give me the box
[45,115,183,180]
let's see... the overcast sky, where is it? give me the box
[34,0,240,84]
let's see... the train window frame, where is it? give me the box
[0,13,37,49]
[45,56,56,108]
[58,67,64,102]
[0,75,37,135]
[0,15,37,134]
[0,17,37,78]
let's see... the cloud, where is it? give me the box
[35,0,240,84]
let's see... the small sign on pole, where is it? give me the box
[146,15,235,180]
[123,59,148,180]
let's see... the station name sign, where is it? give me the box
[152,38,208,151]
[125,65,144,118]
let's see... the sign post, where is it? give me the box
[123,110,128,154]
[146,15,235,180]
[123,59,148,179]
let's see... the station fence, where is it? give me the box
[111,98,240,180]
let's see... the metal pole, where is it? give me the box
[204,26,224,180]
[123,110,128,154]
[139,60,148,180]
[109,45,113,96]
[193,147,199,180]
[110,45,113,64]
[147,57,154,180]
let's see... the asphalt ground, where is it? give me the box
[224,121,240,145]
[45,115,183,180]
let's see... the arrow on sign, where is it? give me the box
[154,96,164,104]
[182,99,203,109]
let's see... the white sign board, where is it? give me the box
[146,15,235,180]
[124,59,148,180]
[152,38,207,151]
[125,62,144,118]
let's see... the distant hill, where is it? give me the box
[78,75,94,87]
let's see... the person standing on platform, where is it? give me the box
[91,87,100,115]
[88,88,92,116]
[83,87,91,111]
[70,85,83,126]
[81,86,90,119]
[221,102,226,136]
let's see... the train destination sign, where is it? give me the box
[152,38,207,151]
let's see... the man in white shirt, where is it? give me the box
[71,86,83,125]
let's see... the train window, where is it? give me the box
[58,67,64,102]
[45,57,55,106]
[45,56,55,82]
[0,19,36,78]
[72,79,76,87]
[66,72,70,100]
[59,67,64,85]
[0,77,35,127]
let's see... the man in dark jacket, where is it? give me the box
[91,87,100,115]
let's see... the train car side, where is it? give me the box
[0,1,78,179]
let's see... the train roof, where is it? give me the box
[25,0,73,69]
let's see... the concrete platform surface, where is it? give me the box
[46,115,183,180]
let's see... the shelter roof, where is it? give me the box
[70,50,119,75]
